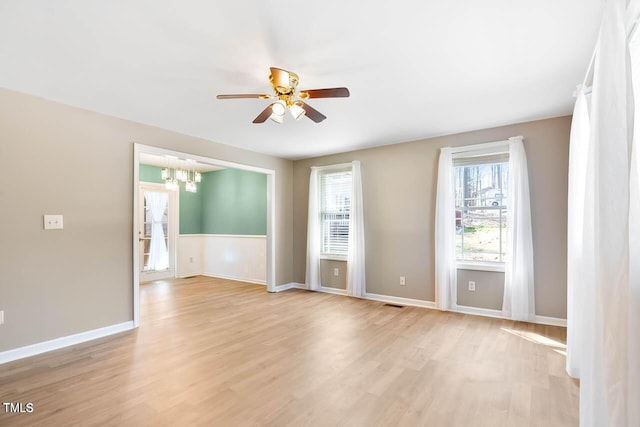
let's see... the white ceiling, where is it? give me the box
[0,1,603,160]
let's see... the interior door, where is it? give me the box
[139,184,176,281]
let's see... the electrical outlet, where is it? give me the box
[400,276,406,286]
[43,214,64,230]
[0,310,4,325]
[190,257,194,263]
[333,268,339,277]
[468,281,476,291]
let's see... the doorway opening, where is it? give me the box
[139,183,177,282]
[133,144,276,327]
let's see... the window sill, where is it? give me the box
[320,254,347,262]
[456,262,505,273]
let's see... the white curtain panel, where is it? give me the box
[567,0,640,424]
[145,191,169,271]
[305,167,321,290]
[630,19,640,425]
[628,1,640,418]
[588,0,637,424]
[502,137,535,321]
[566,87,601,423]
[566,87,591,379]
[347,161,366,297]
[435,147,456,310]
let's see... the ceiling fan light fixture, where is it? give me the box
[217,67,350,124]
[271,101,286,116]
[269,113,284,124]
[290,102,306,120]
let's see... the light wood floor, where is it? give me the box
[0,276,578,426]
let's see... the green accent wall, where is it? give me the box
[138,164,266,236]
[201,169,267,235]
[139,164,165,184]
[179,189,202,234]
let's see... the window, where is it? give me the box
[454,154,509,264]
[319,169,352,258]
[142,193,169,271]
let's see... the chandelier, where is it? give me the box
[161,159,201,193]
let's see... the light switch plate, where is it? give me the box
[0,310,4,325]
[44,214,64,230]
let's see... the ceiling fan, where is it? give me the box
[216,67,350,124]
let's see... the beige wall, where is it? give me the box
[456,270,504,310]
[0,87,570,353]
[0,88,294,352]
[320,259,347,289]
[293,116,570,318]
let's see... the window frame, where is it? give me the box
[451,141,510,272]
[317,164,353,261]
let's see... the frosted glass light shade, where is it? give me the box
[290,102,305,120]
[269,113,284,123]
[176,169,188,182]
[165,178,178,191]
[271,101,286,116]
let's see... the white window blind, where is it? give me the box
[320,170,352,256]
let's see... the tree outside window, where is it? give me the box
[454,161,509,263]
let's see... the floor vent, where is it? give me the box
[383,303,404,308]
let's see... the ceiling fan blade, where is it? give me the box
[217,94,272,99]
[298,87,350,99]
[300,102,327,123]
[252,104,274,123]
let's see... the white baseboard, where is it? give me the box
[452,304,504,319]
[177,272,201,279]
[273,283,349,295]
[287,284,437,308]
[282,284,566,327]
[534,315,567,327]
[0,321,135,365]
[452,304,567,326]
[280,284,436,308]
[272,282,307,292]
[202,272,266,286]
[318,286,348,296]
[363,292,437,309]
